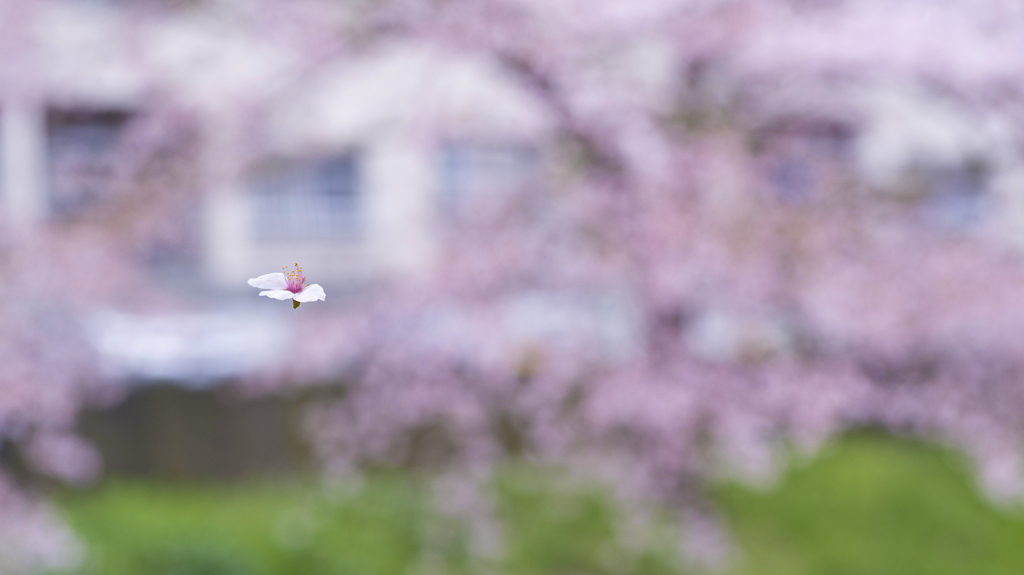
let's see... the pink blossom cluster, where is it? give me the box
[0,474,82,575]
[0,227,155,569]
[0,25,199,565]
[267,0,1024,558]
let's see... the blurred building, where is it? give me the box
[748,80,1024,240]
[4,1,1023,377]
[0,3,550,286]
[0,1,551,386]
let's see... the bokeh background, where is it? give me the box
[4,0,1024,574]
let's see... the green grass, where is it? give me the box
[55,470,681,575]
[492,466,682,575]
[716,430,1024,575]
[54,432,1024,575]
[56,477,425,575]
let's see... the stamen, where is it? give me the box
[282,262,307,293]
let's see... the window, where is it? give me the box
[768,158,817,203]
[920,160,988,230]
[47,110,130,217]
[752,120,854,205]
[439,143,540,215]
[251,155,360,240]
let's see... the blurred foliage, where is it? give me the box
[53,469,682,575]
[54,478,425,575]
[492,466,683,575]
[52,432,1024,575]
[717,431,1024,575]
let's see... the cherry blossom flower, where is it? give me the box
[248,264,326,309]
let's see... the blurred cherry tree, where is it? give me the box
[5,0,1024,571]
[282,0,1024,564]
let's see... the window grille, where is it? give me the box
[921,160,988,230]
[252,155,361,241]
[439,143,539,214]
[47,110,129,217]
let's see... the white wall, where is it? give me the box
[1,101,48,226]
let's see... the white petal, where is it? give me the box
[259,289,296,300]
[293,284,326,302]
[248,273,288,290]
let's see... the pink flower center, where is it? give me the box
[282,263,306,294]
